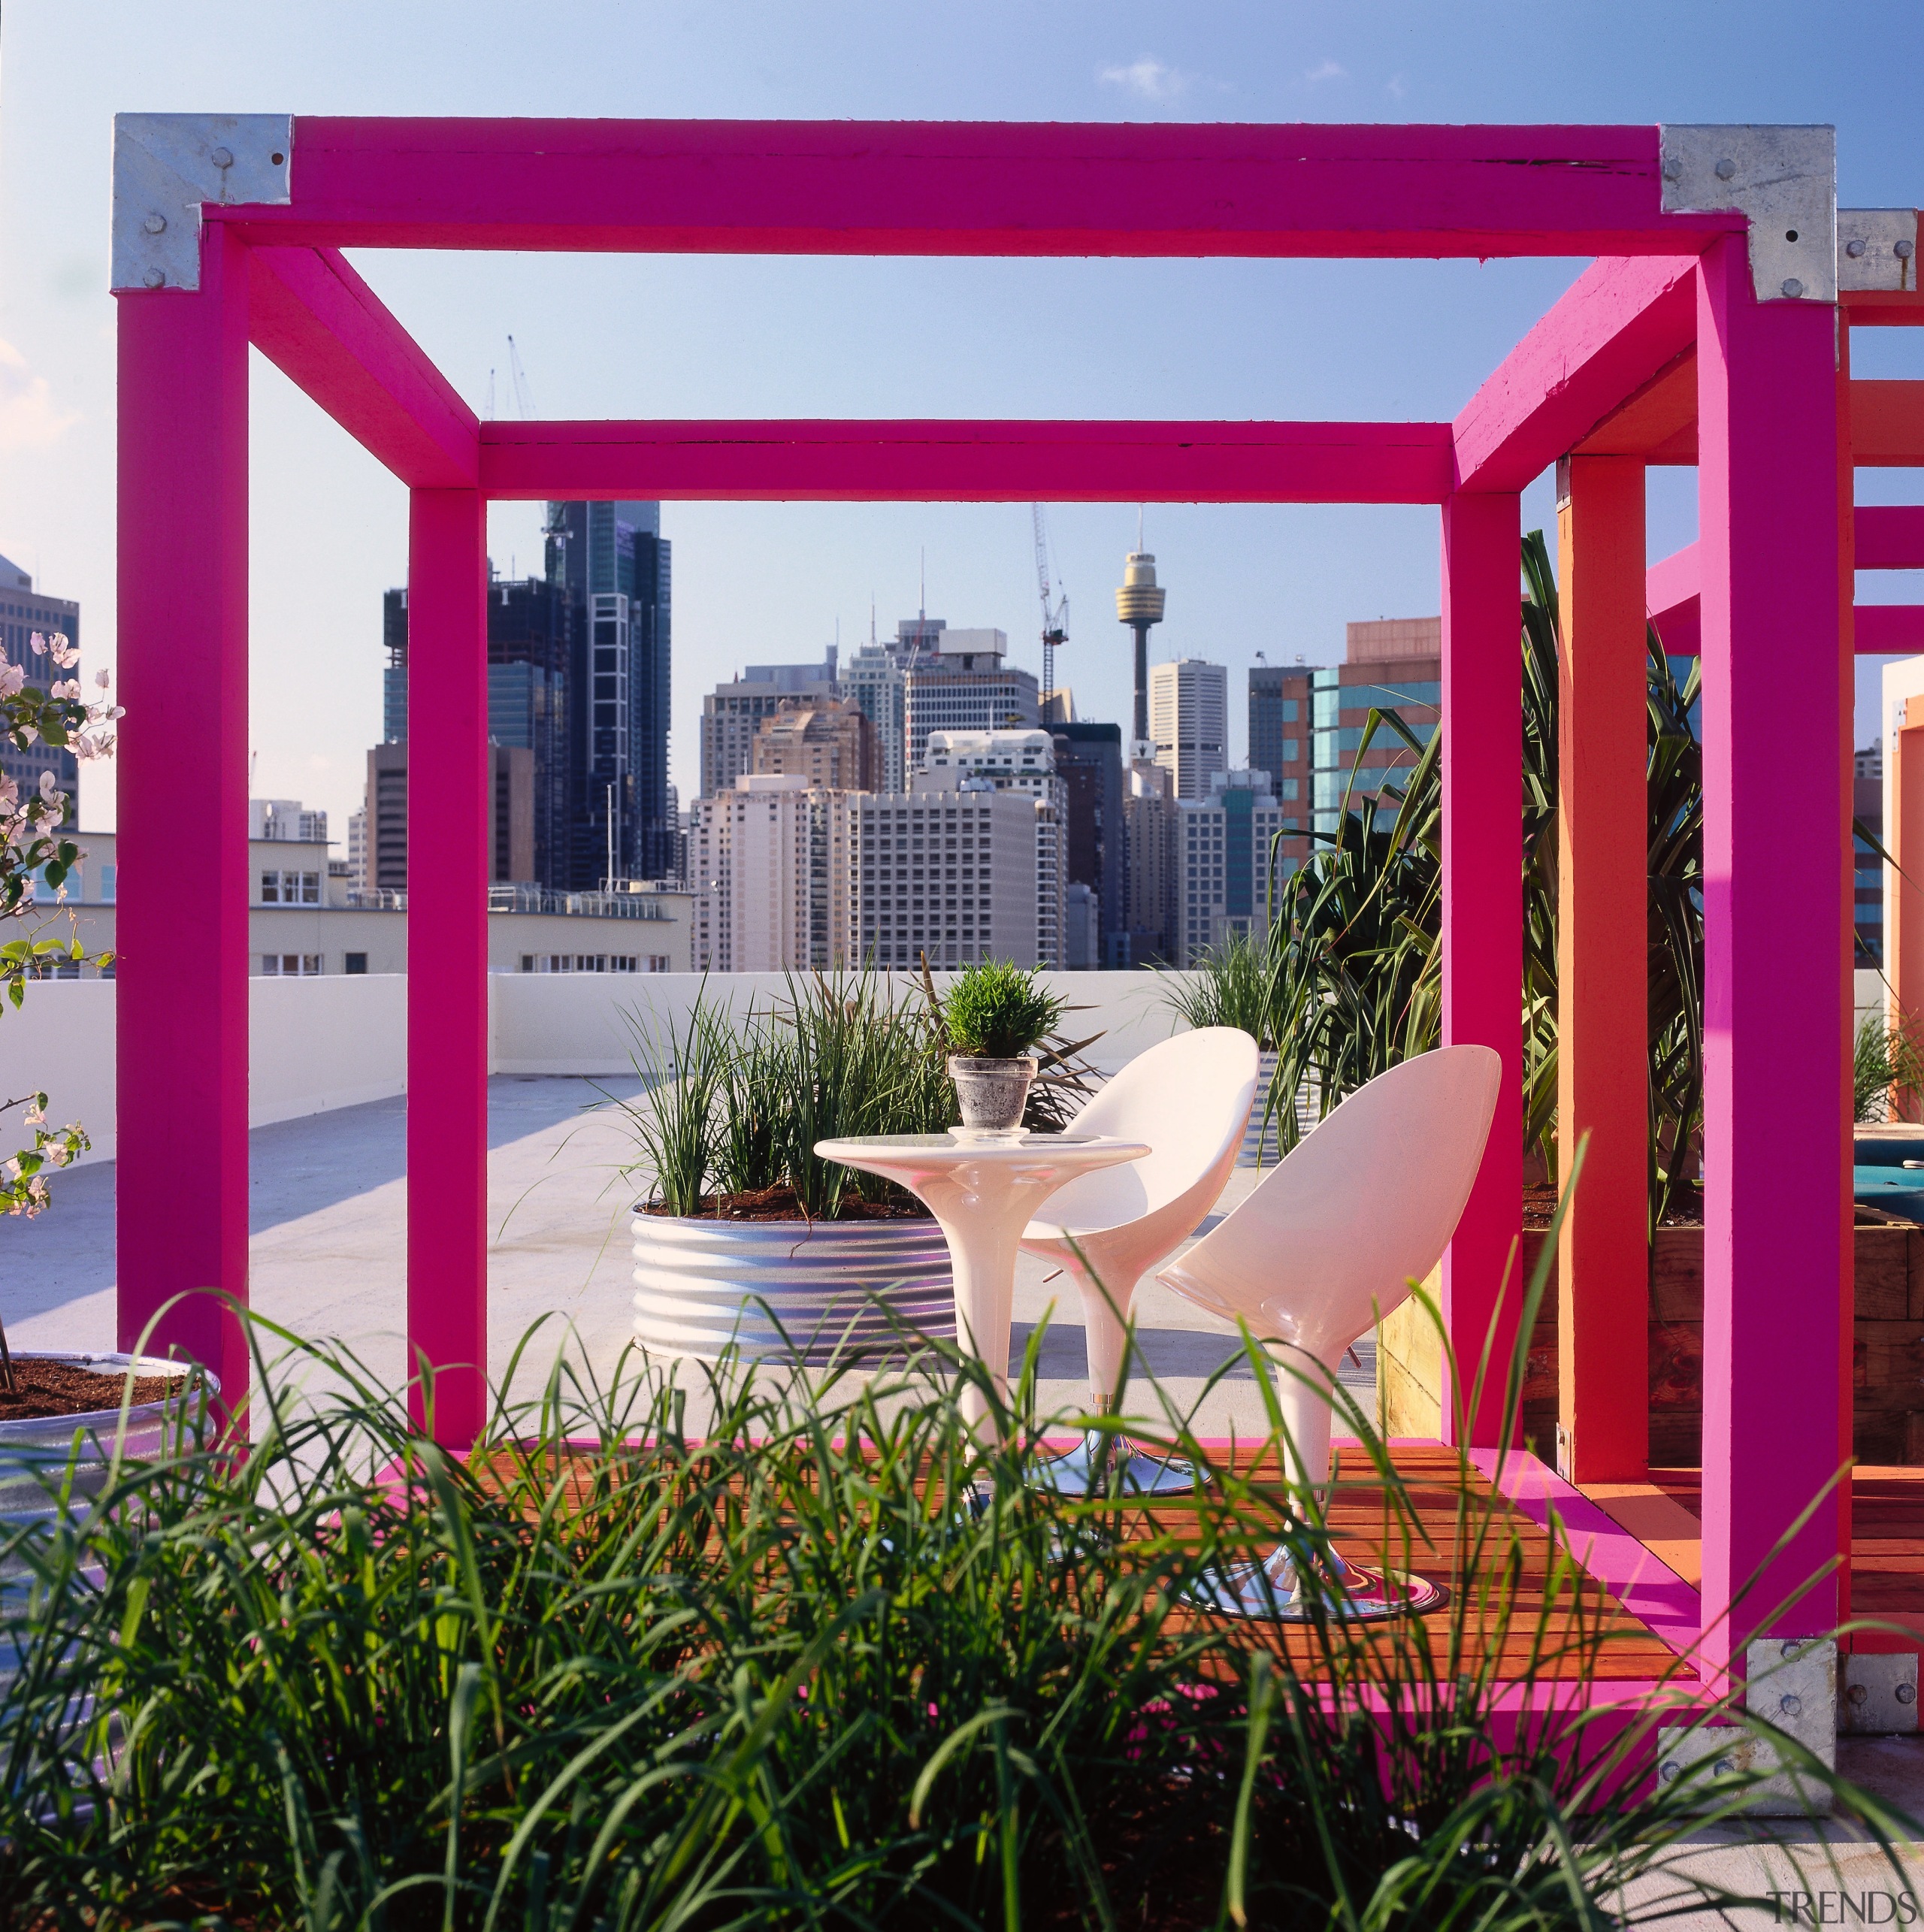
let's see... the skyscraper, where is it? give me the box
[1310,619,1440,839]
[1049,721,1124,966]
[545,500,673,884]
[486,574,573,887]
[381,571,574,890]
[699,657,839,797]
[903,627,1039,772]
[840,641,908,792]
[1148,658,1229,803]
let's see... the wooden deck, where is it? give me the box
[1586,1465,1924,1649]
[475,1440,1698,1698]
[1140,1444,1689,1689]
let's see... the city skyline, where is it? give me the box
[4,2,1919,848]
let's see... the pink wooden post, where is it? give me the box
[405,488,490,1444]
[115,225,253,1412]
[1439,490,1523,1447]
[1696,233,1844,1669]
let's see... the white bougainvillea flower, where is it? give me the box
[28,633,45,655]
[0,663,23,698]
[50,679,80,700]
[94,668,110,688]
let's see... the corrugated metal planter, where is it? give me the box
[632,1211,955,1365]
[0,1354,216,1576]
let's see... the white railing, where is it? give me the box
[0,971,1197,1166]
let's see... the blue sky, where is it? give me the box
[1,0,1919,836]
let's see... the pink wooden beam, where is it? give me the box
[405,488,490,1447]
[1451,256,1699,494]
[1856,606,1924,652]
[1856,506,1924,570]
[1695,234,1844,1673]
[1439,490,1524,1448]
[1646,542,1922,656]
[476,418,1456,505]
[210,119,1742,259]
[114,226,253,1411]
[248,246,479,488]
[1647,540,1702,656]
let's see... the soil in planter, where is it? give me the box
[640,1182,931,1223]
[0,1359,180,1423]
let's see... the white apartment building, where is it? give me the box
[853,787,1039,972]
[688,775,855,972]
[919,729,1067,970]
[1173,768,1293,966]
[1149,658,1230,803]
[250,797,330,845]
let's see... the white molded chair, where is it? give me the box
[1157,1044,1500,1616]
[1020,1025,1260,1491]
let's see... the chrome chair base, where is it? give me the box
[1028,1429,1200,1498]
[1187,1543,1448,1622]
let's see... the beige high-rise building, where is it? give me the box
[1148,658,1230,803]
[688,776,855,972]
[1124,753,1177,965]
[752,696,879,793]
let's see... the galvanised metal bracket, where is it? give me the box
[111,113,292,292]
[1839,207,1919,293]
[1659,124,1837,304]
[1655,1638,1838,1818]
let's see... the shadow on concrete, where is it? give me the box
[0,1076,642,1324]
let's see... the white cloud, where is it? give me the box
[1305,59,1348,83]
[1385,72,1409,100]
[1097,56,1190,101]
[0,338,79,452]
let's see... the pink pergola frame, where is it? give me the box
[112,116,1871,1678]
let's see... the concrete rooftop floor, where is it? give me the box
[2,1075,1360,1441]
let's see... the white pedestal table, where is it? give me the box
[813,1131,1149,1436]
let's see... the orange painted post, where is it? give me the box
[1554,454,1649,1482]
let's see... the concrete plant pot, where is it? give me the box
[631,1211,956,1365]
[947,1055,1037,1138]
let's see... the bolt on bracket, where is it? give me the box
[1659,124,1838,304]
[111,113,292,293]
[1839,209,1920,294]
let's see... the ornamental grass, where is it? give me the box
[1,1239,1916,1928]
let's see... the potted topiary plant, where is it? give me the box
[939,960,1064,1140]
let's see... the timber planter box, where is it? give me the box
[1378,1222,1924,1465]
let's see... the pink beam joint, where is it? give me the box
[1695,234,1844,1673]
[114,223,253,1413]
[405,489,490,1445]
[1439,491,1524,1448]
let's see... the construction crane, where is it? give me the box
[507,335,534,418]
[1032,504,1069,722]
